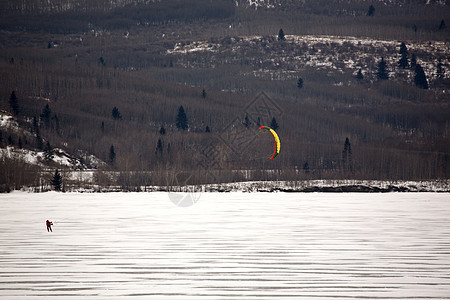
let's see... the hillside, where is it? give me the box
[0,0,449,191]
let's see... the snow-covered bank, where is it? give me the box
[160,179,450,193]
[33,179,450,193]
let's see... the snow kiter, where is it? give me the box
[259,126,280,159]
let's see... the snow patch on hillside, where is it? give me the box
[1,113,104,170]
[168,34,450,86]
[0,113,20,131]
[0,146,102,170]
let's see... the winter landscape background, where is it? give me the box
[0,0,449,190]
[1,2,449,298]
[1,192,450,299]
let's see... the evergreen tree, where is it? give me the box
[32,116,39,133]
[278,28,285,41]
[342,137,353,172]
[18,138,22,149]
[414,64,429,89]
[413,24,417,32]
[356,69,364,80]
[176,105,188,130]
[41,104,51,128]
[9,91,19,116]
[159,126,166,135]
[366,5,375,16]
[101,121,105,132]
[439,19,446,30]
[398,42,409,69]
[270,117,279,131]
[202,89,206,98]
[156,138,163,154]
[398,52,409,69]
[205,126,210,133]
[399,42,408,55]
[51,169,62,191]
[32,116,43,150]
[36,131,43,150]
[437,59,444,79]
[243,114,251,128]
[45,141,53,160]
[297,77,304,88]
[8,135,13,145]
[109,145,116,165]
[377,57,389,80]
[0,132,3,146]
[112,107,122,120]
[303,162,310,173]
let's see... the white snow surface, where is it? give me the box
[1,191,450,299]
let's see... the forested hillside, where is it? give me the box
[0,0,449,191]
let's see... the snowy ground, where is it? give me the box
[1,192,450,299]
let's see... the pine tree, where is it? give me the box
[303,162,310,173]
[243,114,251,128]
[32,116,43,150]
[278,28,285,41]
[159,126,166,135]
[109,145,116,165]
[51,169,62,191]
[270,117,279,131]
[398,52,409,69]
[41,104,51,128]
[45,141,53,160]
[398,42,409,69]
[18,138,22,149]
[356,69,364,80]
[414,64,429,89]
[112,107,122,120]
[342,137,353,172]
[297,77,303,88]
[36,131,43,150]
[202,89,206,98]
[366,5,375,16]
[437,59,444,79]
[399,42,408,55]
[156,138,163,154]
[377,57,389,80]
[439,19,446,30]
[9,91,19,116]
[176,105,188,130]
[205,126,210,133]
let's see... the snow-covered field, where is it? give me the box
[1,192,450,299]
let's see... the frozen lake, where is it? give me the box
[1,192,450,299]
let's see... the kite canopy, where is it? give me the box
[259,126,280,159]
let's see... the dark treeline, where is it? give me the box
[0,0,449,190]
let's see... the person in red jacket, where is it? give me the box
[46,220,53,232]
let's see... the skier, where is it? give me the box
[46,220,53,232]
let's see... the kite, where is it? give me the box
[259,126,280,159]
